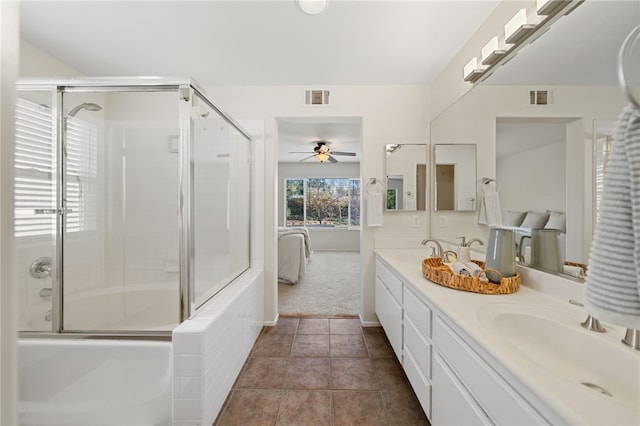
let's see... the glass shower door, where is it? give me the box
[15,89,57,332]
[61,90,181,332]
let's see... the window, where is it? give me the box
[14,98,97,237]
[285,177,360,229]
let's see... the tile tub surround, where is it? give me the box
[214,317,430,426]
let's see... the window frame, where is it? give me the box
[284,176,361,230]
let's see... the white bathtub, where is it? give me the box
[22,283,180,332]
[18,338,172,426]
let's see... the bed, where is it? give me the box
[277,227,313,284]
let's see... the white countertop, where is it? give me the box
[375,248,640,426]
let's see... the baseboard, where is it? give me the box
[263,313,279,326]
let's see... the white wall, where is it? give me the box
[0,4,18,424]
[207,85,430,324]
[278,161,360,251]
[498,141,565,214]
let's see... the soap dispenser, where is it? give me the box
[456,237,471,263]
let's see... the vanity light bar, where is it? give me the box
[481,36,508,66]
[505,9,537,45]
[537,0,572,17]
[463,57,485,83]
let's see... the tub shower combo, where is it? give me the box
[15,78,253,425]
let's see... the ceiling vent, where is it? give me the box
[529,89,553,106]
[304,89,330,106]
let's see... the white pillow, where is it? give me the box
[520,211,550,229]
[502,210,527,227]
[545,211,566,232]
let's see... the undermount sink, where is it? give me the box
[477,302,640,410]
[390,253,429,265]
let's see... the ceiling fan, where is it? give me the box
[289,141,356,163]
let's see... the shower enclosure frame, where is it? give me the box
[16,77,252,338]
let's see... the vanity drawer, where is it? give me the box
[404,345,432,419]
[403,285,431,338]
[376,258,403,303]
[404,315,431,380]
[434,317,547,425]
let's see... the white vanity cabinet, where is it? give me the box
[375,253,549,426]
[433,315,548,425]
[375,258,403,360]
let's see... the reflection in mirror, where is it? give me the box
[429,1,638,281]
[384,144,427,211]
[434,144,476,211]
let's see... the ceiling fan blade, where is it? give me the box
[289,151,313,154]
[327,154,338,163]
[331,151,357,156]
[298,154,315,162]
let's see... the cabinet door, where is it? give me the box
[375,278,403,361]
[432,354,492,426]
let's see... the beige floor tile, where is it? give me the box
[235,357,289,389]
[276,390,331,426]
[291,334,330,357]
[330,357,379,390]
[332,390,389,426]
[298,318,330,334]
[285,357,331,389]
[329,318,362,334]
[330,334,368,357]
[215,389,282,426]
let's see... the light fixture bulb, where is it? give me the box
[315,153,330,162]
[298,0,327,15]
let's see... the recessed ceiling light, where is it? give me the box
[298,0,327,15]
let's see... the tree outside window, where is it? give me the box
[285,177,360,229]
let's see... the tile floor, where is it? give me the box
[214,316,430,426]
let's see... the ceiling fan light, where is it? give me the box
[315,153,330,162]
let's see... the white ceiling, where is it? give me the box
[19,0,500,86]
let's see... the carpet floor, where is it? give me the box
[278,251,360,317]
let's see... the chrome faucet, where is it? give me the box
[569,300,606,332]
[622,329,640,350]
[421,239,443,259]
[457,236,484,248]
[466,238,485,248]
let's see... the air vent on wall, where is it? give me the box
[304,89,330,105]
[529,89,553,106]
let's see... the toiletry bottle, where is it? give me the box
[456,237,471,263]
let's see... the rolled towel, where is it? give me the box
[563,265,585,279]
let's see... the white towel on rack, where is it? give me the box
[367,192,383,227]
[585,104,640,329]
[478,184,502,227]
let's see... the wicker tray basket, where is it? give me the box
[421,257,520,295]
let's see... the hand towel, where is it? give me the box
[367,192,383,227]
[478,185,503,227]
[585,104,640,329]
[404,193,416,211]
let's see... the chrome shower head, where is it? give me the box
[67,102,102,117]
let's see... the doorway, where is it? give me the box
[275,117,362,316]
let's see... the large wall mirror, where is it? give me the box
[434,144,477,211]
[384,144,427,211]
[429,1,638,280]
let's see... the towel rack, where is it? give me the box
[618,24,640,109]
[366,178,384,195]
[481,178,500,192]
